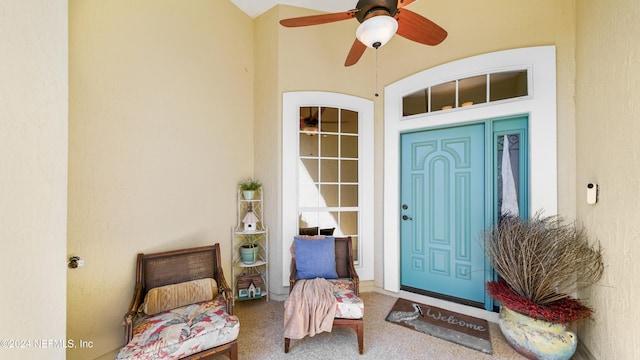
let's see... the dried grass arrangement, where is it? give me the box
[484,213,604,325]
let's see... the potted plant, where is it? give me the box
[483,213,604,360]
[240,234,260,264]
[239,178,261,200]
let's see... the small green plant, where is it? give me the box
[239,178,261,191]
[244,234,258,248]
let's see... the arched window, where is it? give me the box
[282,92,374,286]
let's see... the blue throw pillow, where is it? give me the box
[294,236,338,280]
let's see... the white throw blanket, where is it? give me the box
[284,278,337,339]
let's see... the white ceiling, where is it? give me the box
[230,0,356,19]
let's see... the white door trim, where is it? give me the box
[383,46,558,293]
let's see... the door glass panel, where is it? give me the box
[497,134,520,217]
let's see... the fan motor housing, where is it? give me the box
[355,0,398,23]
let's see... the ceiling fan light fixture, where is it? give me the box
[356,15,398,49]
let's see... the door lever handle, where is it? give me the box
[402,215,413,221]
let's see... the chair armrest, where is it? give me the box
[347,261,360,296]
[289,261,297,294]
[123,283,143,343]
[217,271,233,315]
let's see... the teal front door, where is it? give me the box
[400,123,487,306]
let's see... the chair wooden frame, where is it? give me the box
[122,243,238,360]
[284,236,364,354]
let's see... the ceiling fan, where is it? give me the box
[279,0,447,66]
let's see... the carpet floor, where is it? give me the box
[218,291,528,360]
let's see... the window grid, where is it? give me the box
[298,106,360,260]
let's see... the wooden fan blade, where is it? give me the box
[397,0,417,9]
[344,39,367,67]
[280,10,358,27]
[396,8,447,46]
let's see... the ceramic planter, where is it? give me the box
[240,246,259,264]
[498,306,577,360]
[242,190,255,200]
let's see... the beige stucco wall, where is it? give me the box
[67,1,254,358]
[263,0,577,297]
[253,8,282,303]
[0,1,68,359]
[576,0,640,359]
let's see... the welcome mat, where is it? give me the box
[385,298,492,354]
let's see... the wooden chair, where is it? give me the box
[119,244,238,360]
[285,236,364,354]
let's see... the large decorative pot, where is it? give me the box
[499,306,577,360]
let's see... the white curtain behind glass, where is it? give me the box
[500,134,519,216]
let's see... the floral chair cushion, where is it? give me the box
[327,279,364,320]
[116,296,239,360]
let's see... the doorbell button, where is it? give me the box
[587,183,598,204]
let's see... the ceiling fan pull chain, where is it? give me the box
[375,49,379,97]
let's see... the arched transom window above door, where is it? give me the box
[402,69,529,117]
